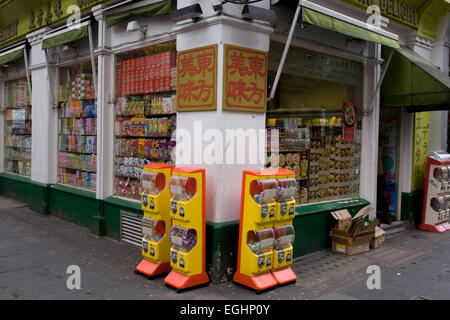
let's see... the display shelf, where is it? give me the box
[114,135,173,139]
[57,62,97,192]
[58,149,96,155]
[116,113,176,118]
[58,166,96,173]
[115,89,176,97]
[113,45,177,201]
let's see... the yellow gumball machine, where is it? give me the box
[272,175,297,285]
[233,169,280,292]
[164,167,209,292]
[135,163,173,278]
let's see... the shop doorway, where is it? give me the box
[377,108,401,224]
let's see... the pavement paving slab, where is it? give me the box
[1,196,450,300]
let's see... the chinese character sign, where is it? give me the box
[223,44,268,112]
[412,112,430,192]
[177,45,217,111]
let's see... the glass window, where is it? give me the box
[4,78,31,176]
[114,42,177,200]
[267,42,363,205]
[57,61,97,191]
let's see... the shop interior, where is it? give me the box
[266,42,363,206]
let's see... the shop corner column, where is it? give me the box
[174,0,272,282]
[27,28,58,185]
[93,5,115,201]
[360,43,382,217]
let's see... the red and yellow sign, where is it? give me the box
[176,44,217,112]
[223,44,268,112]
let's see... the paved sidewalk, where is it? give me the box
[1,196,450,300]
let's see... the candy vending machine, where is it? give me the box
[420,151,450,232]
[136,163,173,277]
[272,175,297,284]
[233,170,280,292]
[164,167,209,291]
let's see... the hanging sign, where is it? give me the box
[411,112,430,192]
[176,44,217,112]
[223,44,267,112]
[343,102,357,142]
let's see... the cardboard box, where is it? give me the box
[370,226,386,249]
[332,240,370,256]
[330,205,377,255]
[331,210,352,232]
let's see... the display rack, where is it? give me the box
[4,78,32,177]
[57,62,97,191]
[266,109,361,205]
[113,43,177,200]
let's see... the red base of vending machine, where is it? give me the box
[233,272,277,291]
[419,222,450,233]
[271,267,297,285]
[164,270,209,290]
[136,259,171,277]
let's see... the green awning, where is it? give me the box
[42,26,88,50]
[302,7,399,49]
[0,47,23,66]
[381,46,450,112]
[106,0,172,28]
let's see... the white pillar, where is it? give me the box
[27,28,58,185]
[360,43,380,216]
[93,5,114,200]
[175,0,272,223]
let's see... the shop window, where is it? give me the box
[57,62,97,191]
[4,78,31,176]
[267,42,363,205]
[113,42,177,200]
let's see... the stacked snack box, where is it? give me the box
[117,51,176,96]
[113,44,177,201]
[266,114,361,205]
[4,78,32,177]
[57,62,97,191]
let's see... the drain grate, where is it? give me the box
[120,210,143,247]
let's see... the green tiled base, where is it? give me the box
[0,173,50,214]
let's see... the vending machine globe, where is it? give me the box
[272,174,298,284]
[420,151,450,232]
[234,170,285,292]
[164,167,209,291]
[135,163,173,277]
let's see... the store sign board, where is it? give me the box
[341,0,419,28]
[411,112,430,192]
[340,0,450,41]
[0,0,112,48]
[269,42,363,88]
[223,44,268,112]
[177,44,217,112]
